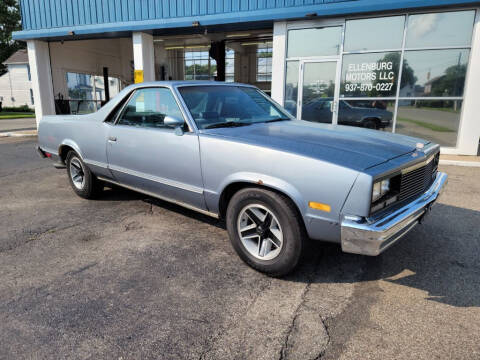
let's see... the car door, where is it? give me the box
[105,87,206,211]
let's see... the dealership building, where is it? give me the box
[13,0,480,155]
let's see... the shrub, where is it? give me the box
[0,105,34,113]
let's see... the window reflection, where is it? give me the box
[301,62,337,124]
[396,100,462,147]
[344,16,405,52]
[284,61,299,117]
[338,100,394,130]
[341,52,401,97]
[401,49,470,97]
[287,27,342,57]
[406,11,475,48]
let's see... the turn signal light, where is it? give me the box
[309,202,331,213]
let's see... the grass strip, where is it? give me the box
[397,117,453,132]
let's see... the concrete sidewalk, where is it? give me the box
[440,154,480,167]
[0,117,36,132]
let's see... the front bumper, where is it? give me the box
[341,171,448,256]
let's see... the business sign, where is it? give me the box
[341,52,400,97]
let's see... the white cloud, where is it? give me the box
[409,13,439,39]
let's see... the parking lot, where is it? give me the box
[1,137,479,360]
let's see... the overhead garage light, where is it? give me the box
[241,41,272,46]
[185,45,210,49]
[226,33,251,38]
[153,39,164,42]
[165,46,185,50]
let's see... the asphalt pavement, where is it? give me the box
[1,137,479,360]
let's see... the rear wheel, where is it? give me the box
[226,188,305,277]
[363,118,378,129]
[66,151,103,199]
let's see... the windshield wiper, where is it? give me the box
[264,118,290,123]
[205,122,251,129]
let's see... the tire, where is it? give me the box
[226,187,306,277]
[363,118,378,129]
[65,151,103,199]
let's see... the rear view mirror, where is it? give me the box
[164,115,185,136]
[164,115,185,128]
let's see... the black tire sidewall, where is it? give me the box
[363,119,377,129]
[66,151,100,199]
[226,188,304,276]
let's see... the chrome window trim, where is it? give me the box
[113,86,194,133]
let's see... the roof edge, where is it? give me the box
[13,0,480,41]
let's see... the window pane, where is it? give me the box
[396,100,461,147]
[401,49,470,97]
[117,88,183,129]
[67,72,94,100]
[338,100,394,131]
[406,11,475,48]
[256,43,272,82]
[341,52,401,97]
[301,62,337,124]
[284,62,299,118]
[287,27,342,57]
[344,16,405,52]
[179,86,288,130]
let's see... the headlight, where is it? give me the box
[372,178,391,202]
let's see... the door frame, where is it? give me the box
[285,21,346,125]
[297,58,341,124]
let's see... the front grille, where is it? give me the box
[398,152,439,202]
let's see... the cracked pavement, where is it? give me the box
[1,137,479,359]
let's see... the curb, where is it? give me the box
[439,159,480,168]
[0,131,37,138]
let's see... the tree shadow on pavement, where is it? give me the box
[292,203,480,308]
[98,185,480,308]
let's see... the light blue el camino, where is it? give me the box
[37,81,447,276]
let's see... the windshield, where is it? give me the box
[178,86,291,130]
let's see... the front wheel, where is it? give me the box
[66,151,103,199]
[226,188,306,277]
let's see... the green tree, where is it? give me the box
[430,64,467,97]
[0,0,24,76]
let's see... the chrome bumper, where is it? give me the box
[341,172,448,256]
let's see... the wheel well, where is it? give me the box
[58,145,75,163]
[218,182,304,223]
[363,117,380,124]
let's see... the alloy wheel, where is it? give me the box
[69,157,85,190]
[237,204,283,260]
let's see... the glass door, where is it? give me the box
[298,60,339,124]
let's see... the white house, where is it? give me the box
[0,49,34,109]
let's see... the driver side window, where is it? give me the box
[117,88,184,129]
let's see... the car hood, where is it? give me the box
[202,120,429,171]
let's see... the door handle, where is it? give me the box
[108,136,117,142]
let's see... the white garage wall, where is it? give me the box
[49,38,133,99]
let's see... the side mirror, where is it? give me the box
[164,115,185,135]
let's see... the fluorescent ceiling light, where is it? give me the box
[185,45,210,49]
[165,46,185,50]
[241,41,272,46]
[226,33,251,38]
